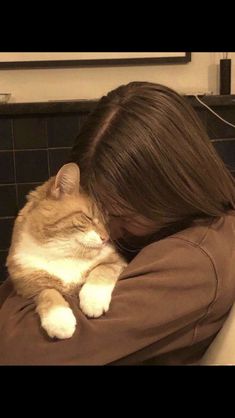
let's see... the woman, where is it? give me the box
[1,81,235,365]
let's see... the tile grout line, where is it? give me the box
[0,182,43,187]
[2,141,235,150]
[211,138,235,143]
[10,118,19,210]
[45,118,51,178]
[0,146,72,152]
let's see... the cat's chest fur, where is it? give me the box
[13,232,109,286]
[27,256,90,284]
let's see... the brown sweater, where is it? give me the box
[0,212,235,365]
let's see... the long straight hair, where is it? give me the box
[71,82,235,231]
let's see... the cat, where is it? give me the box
[6,162,127,340]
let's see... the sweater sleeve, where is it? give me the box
[0,238,217,365]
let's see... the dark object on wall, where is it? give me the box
[0,53,191,69]
[220,59,231,95]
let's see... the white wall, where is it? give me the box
[0,52,234,103]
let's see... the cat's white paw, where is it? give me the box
[41,306,77,339]
[79,283,112,318]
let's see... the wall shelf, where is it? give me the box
[0,95,235,116]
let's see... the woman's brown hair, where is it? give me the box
[70,81,235,232]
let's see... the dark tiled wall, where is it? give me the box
[0,103,235,282]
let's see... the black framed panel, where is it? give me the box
[0,52,191,69]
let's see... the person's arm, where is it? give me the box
[0,238,216,365]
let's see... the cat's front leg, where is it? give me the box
[36,289,76,339]
[79,263,125,318]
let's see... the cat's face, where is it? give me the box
[19,163,109,259]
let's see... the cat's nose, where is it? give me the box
[100,234,109,244]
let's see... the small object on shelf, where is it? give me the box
[220,53,231,95]
[0,93,11,103]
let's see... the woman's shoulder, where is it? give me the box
[171,210,235,269]
[120,211,235,290]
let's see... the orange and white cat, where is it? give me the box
[6,163,127,340]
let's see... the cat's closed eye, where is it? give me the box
[83,214,93,222]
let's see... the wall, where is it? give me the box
[0,52,234,103]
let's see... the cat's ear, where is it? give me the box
[52,163,80,198]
